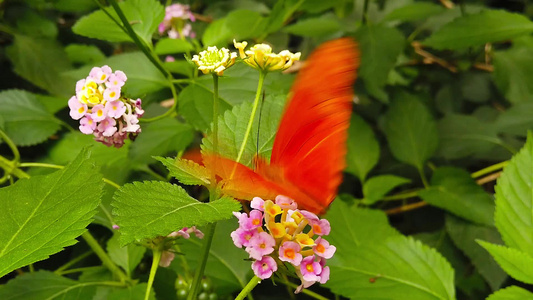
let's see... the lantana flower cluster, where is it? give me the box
[231,195,335,293]
[191,46,237,76]
[160,226,204,267]
[158,3,195,39]
[68,65,144,148]
[233,40,301,72]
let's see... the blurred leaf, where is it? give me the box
[108,283,155,300]
[112,181,240,246]
[487,286,533,300]
[72,0,164,45]
[383,93,438,170]
[0,271,97,300]
[460,72,492,103]
[107,234,146,277]
[65,44,106,65]
[478,241,533,284]
[65,52,168,98]
[265,0,305,34]
[419,167,494,226]
[495,102,533,137]
[494,132,533,253]
[446,215,506,291]
[0,89,61,146]
[154,38,194,55]
[362,175,411,205]
[16,10,57,38]
[384,3,444,22]
[0,149,103,278]
[355,24,405,101]
[423,10,533,50]
[6,34,74,97]
[154,156,210,186]
[202,18,233,47]
[346,114,380,182]
[493,41,533,103]
[54,0,97,12]
[283,14,341,37]
[35,94,67,114]
[226,9,268,40]
[163,60,194,77]
[178,84,232,131]
[129,118,194,165]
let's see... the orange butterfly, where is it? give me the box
[203,38,360,214]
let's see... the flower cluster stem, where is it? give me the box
[81,232,129,283]
[187,221,217,300]
[235,275,261,300]
[145,249,162,300]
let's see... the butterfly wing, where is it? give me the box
[269,38,360,213]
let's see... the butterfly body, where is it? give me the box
[205,38,360,214]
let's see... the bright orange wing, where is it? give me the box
[268,38,360,213]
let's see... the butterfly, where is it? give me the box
[202,38,360,214]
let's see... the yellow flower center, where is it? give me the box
[284,248,295,259]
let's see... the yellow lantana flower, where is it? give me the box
[234,39,301,72]
[192,46,237,76]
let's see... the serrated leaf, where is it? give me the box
[0,90,61,146]
[154,38,193,55]
[495,132,533,253]
[202,18,233,47]
[423,10,533,50]
[384,2,444,22]
[382,93,438,170]
[65,44,106,65]
[64,52,168,98]
[129,118,194,165]
[178,84,232,131]
[72,0,164,45]
[445,215,506,291]
[345,114,380,182]
[0,149,103,278]
[106,234,146,277]
[327,235,455,300]
[0,271,98,300]
[112,181,241,245]
[419,167,494,226]
[487,286,533,300]
[362,175,411,205]
[226,9,268,40]
[493,40,533,104]
[283,14,341,37]
[174,219,251,296]
[154,156,210,186]
[478,241,533,284]
[6,34,74,97]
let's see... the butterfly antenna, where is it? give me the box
[254,91,266,170]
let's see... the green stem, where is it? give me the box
[28,264,35,273]
[57,266,103,276]
[139,79,179,123]
[382,189,421,201]
[212,74,219,156]
[418,167,429,188]
[234,71,266,167]
[145,249,162,300]
[472,161,508,178]
[19,162,63,169]
[362,0,370,24]
[273,278,329,300]
[81,231,129,283]
[55,250,93,274]
[0,129,20,162]
[187,222,217,300]
[0,155,29,179]
[235,275,261,300]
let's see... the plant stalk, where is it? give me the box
[235,275,261,300]
[145,249,162,300]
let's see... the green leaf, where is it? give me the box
[178,84,232,131]
[494,132,533,253]
[108,283,155,300]
[265,0,305,34]
[64,52,168,98]
[6,34,74,97]
[202,94,284,167]
[112,181,241,246]
[355,24,405,101]
[0,90,61,146]
[202,18,233,47]
[283,14,341,37]
[16,10,58,38]
[226,9,268,40]
[493,40,533,103]
[129,118,194,165]
[437,114,504,160]
[0,271,97,300]
[487,286,533,300]
[72,0,164,45]
[423,10,533,50]
[154,156,210,186]
[345,114,380,182]
[382,93,438,170]
[65,44,106,65]
[106,234,146,277]
[154,38,194,55]
[384,2,445,22]
[362,175,411,205]
[478,241,533,284]
[327,235,455,300]
[163,60,194,77]
[445,215,506,291]
[495,102,533,137]
[0,149,103,278]
[174,219,251,296]
[419,167,494,226]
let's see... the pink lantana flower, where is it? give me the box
[313,237,336,259]
[252,256,277,280]
[231,227,256,248]
[68,96,87,120]
[79,116,96,134]
[279,241,302,266]
[105,100,126,118]
[159,3,195,39]
[90,104,107,122]
[246,231,275,260]
[97,117,117,137]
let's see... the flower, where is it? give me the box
[158,226,204,267]
[68,65,143,148]
[192,46,237,76]
[230,196,335,292]
[158,3,195,39]
[233,40,301,72]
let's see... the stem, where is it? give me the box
[0,155,29,179]
[382,190,420,201]
[235,275,261,300]
[139,79,179,123]
[273,278,329,300]
[210,74,220,185]
[57,266,103,275]
[0,129,20,162]
[234,71,266,168]
[471,161,508,178]
[145,249,162,300]
[418,167,429,188]
[81,231,129,283]
[55,250,93,274]
[19,162,63,169]
[386,201,427,215]
[187,222,217,300]
[362,0,370,24]
[28,264,35,273]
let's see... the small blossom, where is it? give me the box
[159,3,195,39]
[79,115,96,134]
[311,219,331,236]
[160,251,175,267]
[90,65,112,84]
[68,96,87,120]
[105,100,126,118]
[313,237,336,259]
[300,256,322,282]
[97,117,117,137]
[252,256,277,280]
[264,201,282,217]
[251,197,265,211]
[192,46,237,76]
[276,195,297,210]
[238,210,263,231]
[246,231,275,260]
[279,241,303,266]
[105,73,126,88]
[104,87,121,102]
[231,227,256,248]
[90,104,107,122]
[234,40,301,72]
[112,224,120,230]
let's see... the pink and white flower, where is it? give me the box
[68,96,87,120]
[105,100,126,118]
[79,115,96,134]
[246,231,275,260]
[252,256,277,280]
[279,241,302,266]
